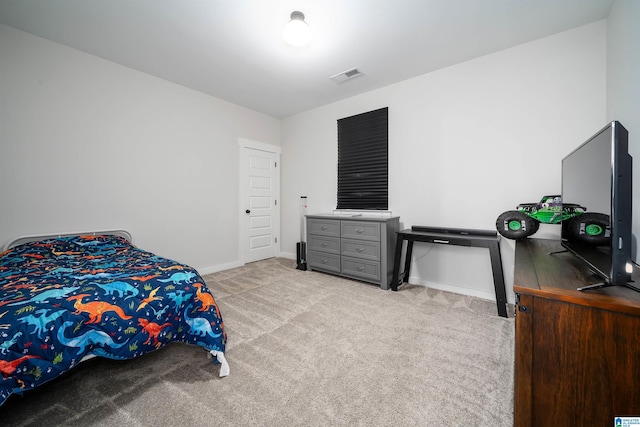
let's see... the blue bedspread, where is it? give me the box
[0,235,227,406]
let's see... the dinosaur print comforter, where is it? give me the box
[0,234,227,406]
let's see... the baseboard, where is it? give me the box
[198,260,244,276]
[198,253,298,275]
[279,251,296,260]
[408,276,497,302]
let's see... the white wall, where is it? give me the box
[0,24,281,273]
[607,0,640,263]
[281,21,607,303]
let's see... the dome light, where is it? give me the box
[283,11,311,47]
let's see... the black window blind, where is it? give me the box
[337,107,388,210]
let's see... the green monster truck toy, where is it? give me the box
[495,195,611,245]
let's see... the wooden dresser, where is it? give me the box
[306,214,400,290]
[514,238,640,427]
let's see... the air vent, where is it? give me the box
[330,67,364,84]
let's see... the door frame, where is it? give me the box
[238,138,281,265]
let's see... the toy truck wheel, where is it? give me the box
[496,211,539,240]
[565,213,610,246]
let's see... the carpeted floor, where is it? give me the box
[1,258,515,426]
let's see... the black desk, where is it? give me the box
[391,227,508,318]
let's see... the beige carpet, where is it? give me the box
[1,258,515,426]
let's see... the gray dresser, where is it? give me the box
[306,214,400,290]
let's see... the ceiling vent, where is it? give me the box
[330,67,364,84]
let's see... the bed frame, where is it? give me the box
[2,229,133,252]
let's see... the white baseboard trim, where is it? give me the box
[198,260,244,276]
[279,251,296,260]
[198,252,298,276]
[408,276,497,302]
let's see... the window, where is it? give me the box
[337,107,388,210]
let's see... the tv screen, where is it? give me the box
[561,121,633,289]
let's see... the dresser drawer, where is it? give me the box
[341,239,380,261]
[307,251,341,273]
[308,219,340,237]
[341,256,381,282]
[308,235,340,255]
[341,221,380,241]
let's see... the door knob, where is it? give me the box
[245,209,251,214]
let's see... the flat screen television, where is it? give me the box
[561,120,635,291]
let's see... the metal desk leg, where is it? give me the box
[403,240,414,283]
[488,241,508,318]
[391,237,404,291]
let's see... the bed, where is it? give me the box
[0,231,228,406]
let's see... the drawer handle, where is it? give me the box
[321,243,327,247]
[356,229,364,234]
[321,226,328,230]
[356,248,364,252]
[357,266,365,271]
[321,259,328,264]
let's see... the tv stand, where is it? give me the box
[514,238,640,426]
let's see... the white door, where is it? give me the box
[240,143,279,263]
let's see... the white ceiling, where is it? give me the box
[0,0,614,118]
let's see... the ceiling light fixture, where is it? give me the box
[283,11,311,47]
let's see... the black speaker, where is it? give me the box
[296,242,307,270]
